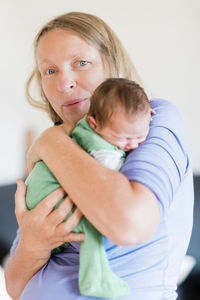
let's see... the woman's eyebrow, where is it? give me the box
[38,59,53,65]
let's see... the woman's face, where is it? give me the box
[36,29,110,123]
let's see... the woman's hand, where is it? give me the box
[5,178,84,299]
[27,122,75,173]
[15,179,84,259]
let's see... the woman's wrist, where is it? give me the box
[5,238,50,299]
[18,235,51,262]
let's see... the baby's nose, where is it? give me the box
[125,142,138,150]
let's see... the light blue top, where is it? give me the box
[10,99,194,300]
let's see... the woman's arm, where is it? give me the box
[27,124,160,246]
[5,180,84,299]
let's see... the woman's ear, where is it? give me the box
[87,115,97,130]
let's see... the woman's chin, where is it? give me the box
[62,112,87,124]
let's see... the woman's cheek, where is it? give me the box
[84,70,106,93]
[42,79,54,98]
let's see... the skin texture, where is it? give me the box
[5,29,160,300]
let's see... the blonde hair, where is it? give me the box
[26,11,142,124]
[88,78,150,129]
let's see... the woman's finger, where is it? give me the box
[64,232,85,243]
[48,196,74,225]
[56,207,83,236]
[15,179,28,218]
[34,187,66,218]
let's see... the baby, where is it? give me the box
[25,78,154,298]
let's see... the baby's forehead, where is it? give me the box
[109,107,151,123]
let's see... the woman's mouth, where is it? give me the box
[63,98,88,109]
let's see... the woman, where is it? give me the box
[5,12,193,300]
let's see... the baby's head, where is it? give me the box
[88,78,153,151]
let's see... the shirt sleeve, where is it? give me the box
[121,99,191,216]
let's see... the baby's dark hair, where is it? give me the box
[88,78,150,128]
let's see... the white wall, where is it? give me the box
[1,0,200,185]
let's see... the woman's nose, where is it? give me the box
[57,72,77,92]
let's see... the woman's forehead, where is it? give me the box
[38,29,87,48]
[36,29,101,61]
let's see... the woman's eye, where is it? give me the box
[46,68,56,75]
[79,61,88,66]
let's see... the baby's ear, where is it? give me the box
[150,109,156,121]
[87,115,97,129]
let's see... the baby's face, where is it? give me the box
[95,110,151,151]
